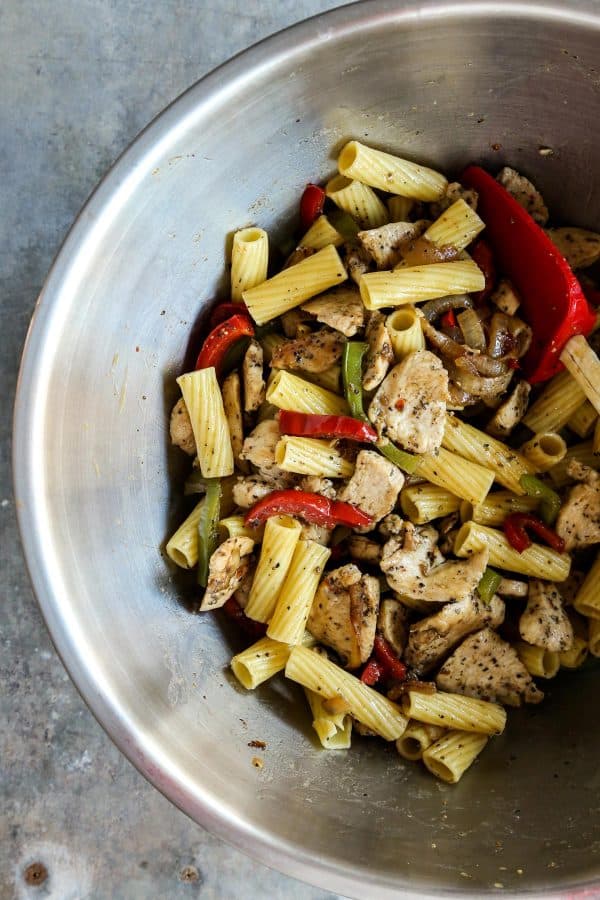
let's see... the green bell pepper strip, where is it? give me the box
[197,478,222,587]
[477,567,502,604]
[378,440,421,475]
[328,207,360,240]
[520,474,562,525]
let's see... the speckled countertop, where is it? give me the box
[0,3,351,897]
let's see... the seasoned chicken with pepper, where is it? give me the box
[301,286,365,337]
[199,536,254,611]
[555,462,600,551]
[518,580,573,652]
[337,450,404,526]
[170,397,196,456]
[242,339,265,412]
[270,328,345,374]
[496,166,549,226]
[362,312,394,391]
[357,220,428,269]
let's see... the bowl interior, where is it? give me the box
[15,2,600,896]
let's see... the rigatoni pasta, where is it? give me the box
[400,483,461,524]
[299,214,344,250]
[275,436,354,478]
[230,227,268,301]
[360,261,485,311]
[422,730,489,783]
[266,370,349,416]
[523,370,586,433]
[267,541,331,644]
[305,689,353,749]
[244,515,302,623]
[454,521,571,581]
[337,140,447,201]
[442,415,535,494]
[177,368,234,478]
[402,690,506,735]
[326,174,388,229]
[386,307,425,359]
[417,447,495,506]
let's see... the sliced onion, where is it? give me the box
[457,307,486,351]
[422,294,473,322]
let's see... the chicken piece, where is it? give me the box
[343,241,372,284]
[518,580,573,652]
[280,308,312,338]
[437,628,544,707]
[169,398,196,456]
[300,475,337,500]
[337,450,404,527]
[429,182,478,218]
[242,339,265,412]
[232,472,294,508]
[546,227,600,270]
[377,598,409,656]
[363,312,394,391]
[301,286,365,337]
[239,419,284,480]
[381,522,489,603]
[199,536,254,611]
[486,381,531,438]
[348,535,382,564]
[233,568,254,609]
[378,514,405,537]
[496,166,549,226]
[556,463,600,551]
[497,578,528,598]
[307,564,380,668]
[221,372,246,469]
[404,593,505,673]
[490,278,521,316]
[368,351,449,455]
[270,328,345,374]
[299,522,332,545]
[357,220,429,269]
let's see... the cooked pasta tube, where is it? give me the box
[560,636,588,669]
[523,370,586,433]
[460,492,538,527]
[402,690,506,735]
[260,332,286,364]
[442,415,536,493]
[400,483,461,524]
[588,618,600,657]
[417,447,495,506]
[303,364,342,393]
[560,335,600,414]
[396,722,446,761]
[454,521,571,581]
[230,632,315,690]
[305,689,353,749]
[166,500,204,569]
[548,440,600,487]
[217,515,263,544]
[266,370,349,416]
[325,174,388,229]
[177,368,234,478]
[299,214,344,250]
[230,227,268,301]
[387,195,413,221]
[275,436,354,478]
[573,553,600,620]
[244,515,302,623]
[267,541,331,645]
[423,199,485,252]
[520,432,567,472]
[567,400,597,438]
[242,244,347,325]
[221,371,245,470]
[285,646,408,740]
[386,307,425,359]
[422,730,489,784]
[337,140,447,201]
[514,641,560,679]
[360,261,485,311]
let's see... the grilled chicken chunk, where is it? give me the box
[270,328,345,374]
[232,472,294,508]
[429,182,478,218]
[343,241,372,284]
[497,166,549,226]
[490,278,521,316]
[518,580,574,652]
[348,535,382,565]
[358,220,428,269]
[240,419,284,480]
[301,286,365,337]
[377,598,409,656]
[404,593,505,673]
[300,475,337,500]
[170,398,196,456]
[337,450,404,526]
[368,351,449,455]
[307,564,380,668]
[437,628,543,706]
[242,339,265,412]
[555,462,600,551]
[546,227,600,270]
[363,312,394,391]
[200,536,254,611]
[486,380,531,438]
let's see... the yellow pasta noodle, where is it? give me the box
[325,174,388,229]
[422,730,489,783]
[588,618,600,657]
[396,721,445,761]
[442,414,536,494]
[337,140,447,201]
[230,631,316,690]
[519,432,567,472]
[305,690,352,750]
[460,491,538,527]
[417,447,495,506]
[285,646,408,740]
[230,227,268,301]
[387,195,413,221]
[523,370,586,433]
[299,214,344,250]
[221,371,245,470]
[423,200,485,253]
[302,364,342,394]
[573,553,600,620]
[560,334,600,414]
[400,483,461,524]
[242,244,347,325]
[567,400,597,438]
[402,690,506,735]
[267,541,331,645]
[454,521,571,581]
[275,436,354,478]
[166,500,204,569]
[560,636,588,669]
[360,260,485,311]
[386,307,425,359]
[260,332,286,364]
[176,368,234,478]
[548,440,600,487]
[514,641,560,679]
[217,515,263,544]
[266,370,349,416]
[244,515,302,623]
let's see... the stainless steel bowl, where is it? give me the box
[14,2,600,896]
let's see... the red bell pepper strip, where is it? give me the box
[470,238,496,304]
[222,597,268,641]
[195,314,254,374]
[372,634,408,682]
[299,183,326,231]
[440,308,457,330]
[210,302,246,328]
[461,165,596,383]
[278,410,377,443]
[245,490,373,529]
[360,657,384,686]
[503,513,566,554]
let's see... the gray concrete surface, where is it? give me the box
[0,3,351,897]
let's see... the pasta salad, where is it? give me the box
[166,140,600,784]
